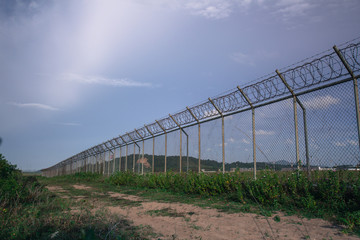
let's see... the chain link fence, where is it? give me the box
[41,40,360,178]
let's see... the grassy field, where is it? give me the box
[41,170,360,235]
[1,153,360,239]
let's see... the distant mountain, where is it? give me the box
[275,160,292,166]
[113,154,296,172]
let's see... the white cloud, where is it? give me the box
[242,138,250,144]
[8,102,59,111]
[285,138,293,144]
[217,142,228,147]
[231,50,278,66]
[347,140,358,146]
[334,141,346,147]
[185,0,232,19]
[303,95,340,109]
[237,0,265,9]
[228,137,235,143]
[255,129,275,135]
[204,108,220,116]
[274,0,315,21]
[225,115,233,121]
[332,140,358,147]
[237,0,253,7]
[62,73,152,88]
[231,52,255,66]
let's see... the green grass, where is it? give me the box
[0,155,157,240]
[105,170,360,235]
[145,208,185,218]
[37,169,360,236]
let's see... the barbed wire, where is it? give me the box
[43,39,360,171]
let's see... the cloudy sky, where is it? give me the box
[0,0,359,170]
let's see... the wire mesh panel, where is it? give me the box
[224,111,254,172]
[167,130,181,172]
[142,138,153,174]
[119,145,128,172]
[200,118,222,172]
[182,124,200,172]
[254,99,297,170]
[298,81,359,168]
[154,135,166,172]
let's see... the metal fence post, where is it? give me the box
[169,114,189,173]
[97,152,100,173]
[126,144,128,171]
[208,98,225,173]
[109,140,117,174]
[187,107,201,173]
[237,86,257,179]
[104,144,113,176]
[156,120,167,173]
[276,70,301,171]
[135,128,145,175]
[115,138,122,172]
[334,45,360,154]
[127,132,140,173]
[119,135,127,171]
[145,125,155,173]
[119,147,121,172]
[101,145,106,175]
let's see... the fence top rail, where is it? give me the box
[42,40,360,171]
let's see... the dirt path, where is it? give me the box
[47,184,359,240]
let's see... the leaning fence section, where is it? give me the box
[41,41,360,178]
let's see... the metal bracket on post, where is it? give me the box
[237,86,257,179]
[187,107,201,173]
[169,114,189,173]
[156,120,167,173]
[334,45,360,162]
[208,97,225,174]
[134,128,145,175]
[276,70,309,173]
[119,135,128,171]
[144,124,155,173]
[127,133,138,173]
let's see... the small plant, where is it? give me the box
[273,215,281,222]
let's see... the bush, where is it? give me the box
[0,154,22,204]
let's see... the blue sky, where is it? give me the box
[0,0,360,170]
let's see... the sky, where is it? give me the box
[0,0,360,171]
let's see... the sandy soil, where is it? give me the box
[105,195,357,240]
[72,184,93,190]
[46,185,67,192]
[47,184,359,240]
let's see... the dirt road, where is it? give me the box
[46,184,359,240]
